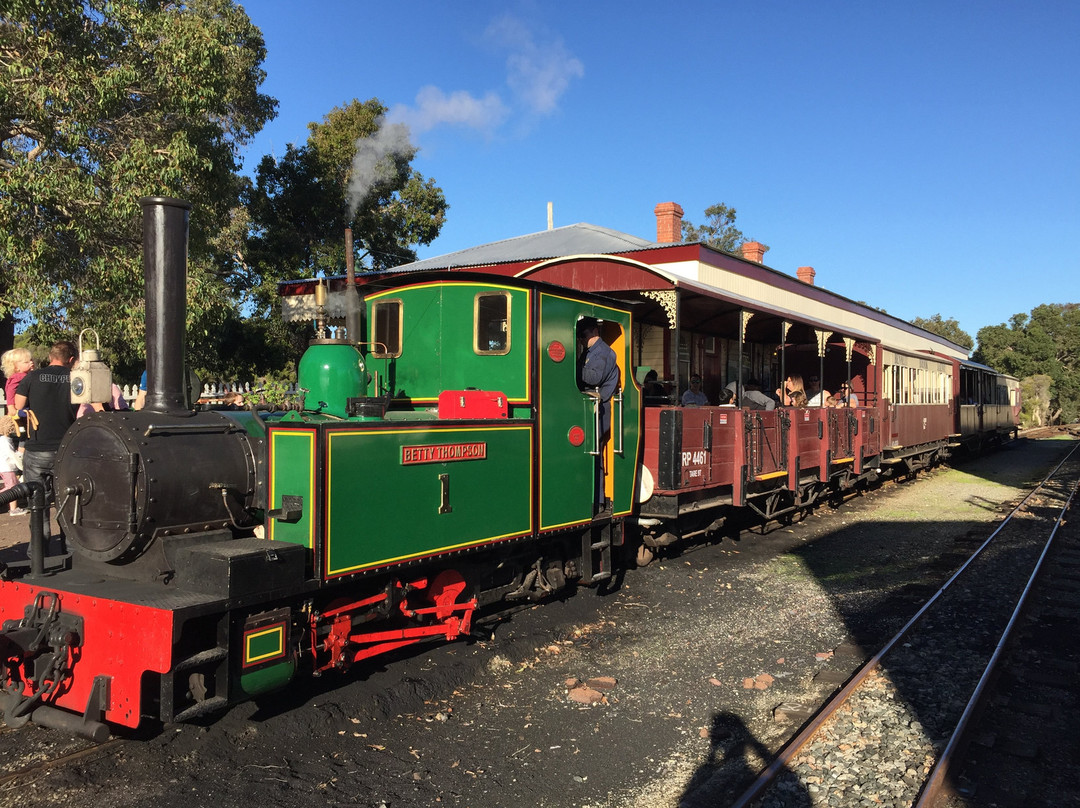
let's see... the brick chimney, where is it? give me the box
[740,241,766,263]
[797,266,816,285]
[654,202,684,244]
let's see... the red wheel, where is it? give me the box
[427,569,470,619]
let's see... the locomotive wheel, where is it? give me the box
[428,569,471,619]
[635,544,655,567]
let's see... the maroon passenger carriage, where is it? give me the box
[952,359,1021,450]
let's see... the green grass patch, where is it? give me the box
[871,508,923,520]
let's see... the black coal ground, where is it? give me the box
[10,439,1068,808]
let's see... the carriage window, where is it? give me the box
[371,299,402,358]
[475,292,510,355]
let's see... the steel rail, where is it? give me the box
[915,460,1080,806]
[728,441,1080,808]
[0,737,123,789]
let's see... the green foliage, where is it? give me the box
[681,203,768,257]
[910,314,974,351]
[0,0,276,376]
[254,376,302,411]
[974,303,1080,423]
[1020,374,1053,428]
[1,9,447,387]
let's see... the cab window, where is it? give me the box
[475,292,510,355]
[371,299,402,358]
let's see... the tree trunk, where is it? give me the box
[0,313,13,356]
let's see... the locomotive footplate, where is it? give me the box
[171,536,308,598]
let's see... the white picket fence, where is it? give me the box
[118,381,302,406]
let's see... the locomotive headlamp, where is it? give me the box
[70,328,113,405]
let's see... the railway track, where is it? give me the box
[685,443,1080,807]
[926,471,1080,805]
[0,724,123,790]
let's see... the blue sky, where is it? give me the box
[239,0,1078,345]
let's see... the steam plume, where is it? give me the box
[390,86,508,136]
[347,117,413,218]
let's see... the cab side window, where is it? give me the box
[371,300,402,358]
[475,292,510,355]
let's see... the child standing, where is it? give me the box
[0,415,24,515]
[2,348,34,416]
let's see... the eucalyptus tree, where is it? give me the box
[0,0,276,378]
[681,202,767,257]
[974,303,1080,424]
[910,314,974,351]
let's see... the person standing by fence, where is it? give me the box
[13,340,78,553]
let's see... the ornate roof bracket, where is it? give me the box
[640,289,678,329]
[843,336,855,363]
[814,328,830,358]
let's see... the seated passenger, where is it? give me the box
[777,374,805,406]
[788,389,808,407]
[743,380,775,410]
[717,388,736,406]
[806,375,831,407]
[681,375,709,406]
[642,369,668,406]
[728,380,775,410]
[837,381,859,407]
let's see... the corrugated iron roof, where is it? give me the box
[278,218,970,359]
[392,223,655,272]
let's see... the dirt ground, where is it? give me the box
[0,510,58,559]
[1,437,1073,808]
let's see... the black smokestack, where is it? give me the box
[140,196,192,415]
[345,227,363,345]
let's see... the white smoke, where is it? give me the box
[485,14,584,116]
[346,118,414,218]
[347,16,583,217]
[384,14,583,146]
[389,86,508,136]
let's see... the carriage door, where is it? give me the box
[744,411,786,479]
[537,295,637,528]
[597,318,631,510]
[538,294,600,529]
